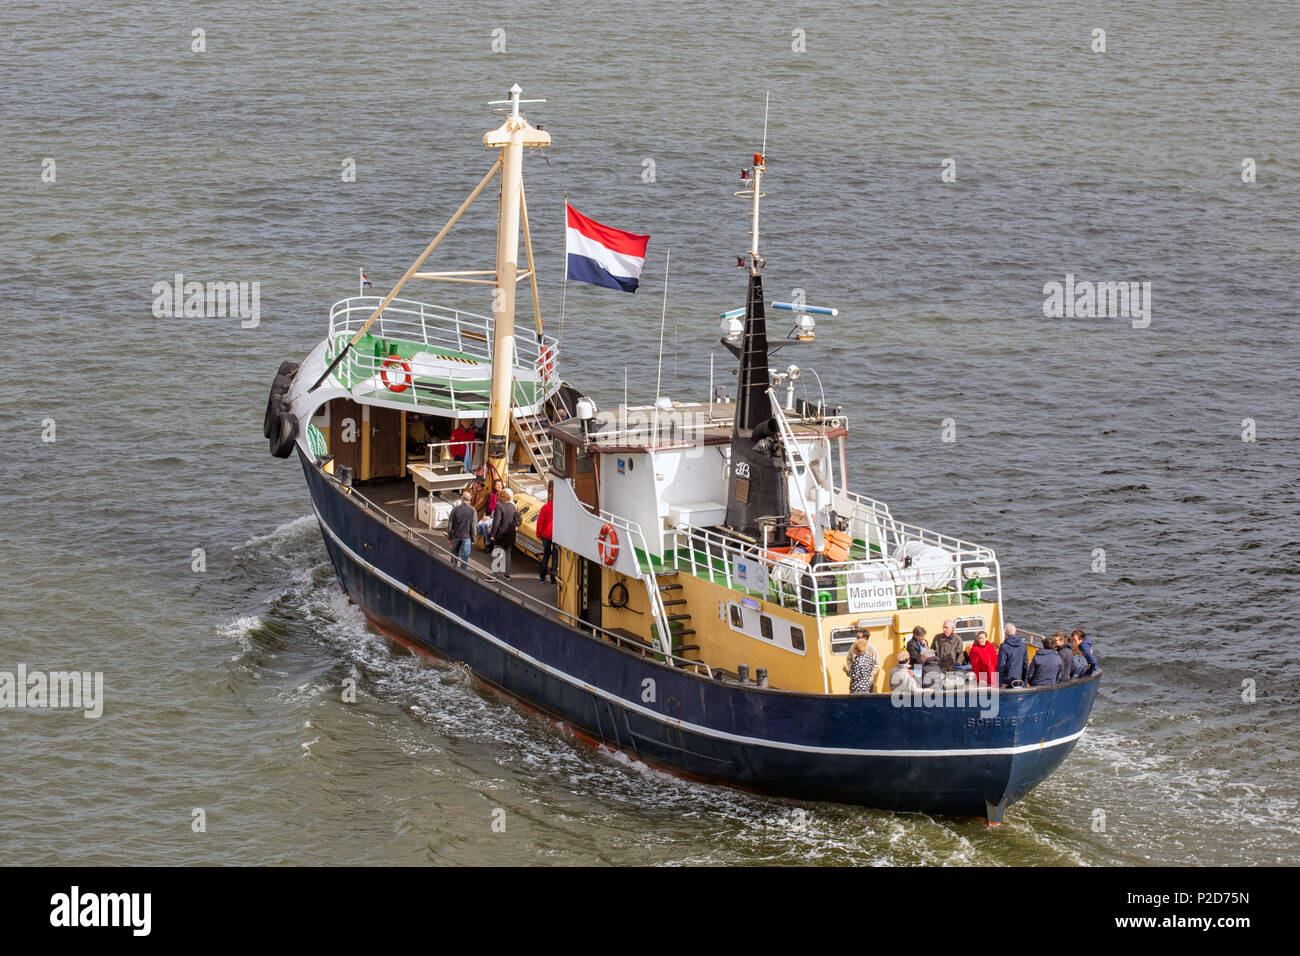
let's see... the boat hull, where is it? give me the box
[300,453,1100,820]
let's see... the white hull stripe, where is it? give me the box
[314,506,1086,759]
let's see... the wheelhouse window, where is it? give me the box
[759,615,773,640]
[830,627,858,655]
[790,625,805,652]
[954,616,985,642]
[729,604,744,628]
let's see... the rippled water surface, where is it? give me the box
[1,1,1297,865]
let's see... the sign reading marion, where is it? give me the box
[846,579,896,614]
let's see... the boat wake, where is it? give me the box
[216,513,1258,864]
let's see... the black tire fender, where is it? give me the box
[269,411,299,459]
[262,360,300,437]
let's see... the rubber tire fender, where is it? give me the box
[262,360,300,437]
[269,410,299,459]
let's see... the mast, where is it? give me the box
[483,84,550,479]
[724,151,789,541]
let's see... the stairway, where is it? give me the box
[512,410,554,475]
[655,573,699,664]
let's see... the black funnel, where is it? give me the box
[724,272,789,541]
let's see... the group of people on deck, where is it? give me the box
[445,477,558,583]
[844,619,1098,694]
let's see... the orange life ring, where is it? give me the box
[536,348,554,381]
[597,523,619,566]
[381,355,412,393]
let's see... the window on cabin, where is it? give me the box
[759,615,773,640]
[830,627,859,655]
[729,603,744,629]
[954,616,985,642]
[790,625,805,652]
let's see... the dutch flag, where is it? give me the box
[565,204,650,293]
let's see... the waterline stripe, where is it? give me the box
[313,506,1085,758]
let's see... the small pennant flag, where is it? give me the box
[360,269,372,288]
[566,204,650,293]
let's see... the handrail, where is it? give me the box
[325,296,560,408]
[336,474,712,678]
[588,507,680,659]
[662,518,1003,618]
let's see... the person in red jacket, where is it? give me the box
[448,419,477,472]
[968,630,998,685]
[536,483,557,584]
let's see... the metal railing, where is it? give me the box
[326,296,559,411]
[337,476,712,679]
[658,517,1002,619]
[422,439,483,469]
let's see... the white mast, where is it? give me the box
[483,84,550,480]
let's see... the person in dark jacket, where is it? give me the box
[1068,631,1091,677]
[1026,638,1060,686]
[997,624,1028,687]
[1072,628,1098,675]
[1052,632,1074,682]
[920,648,944,688]
[489,488,519,578]
[932,620,965,671]
[447,489,476,570]
[906,626,929,665]
[844,633,879,694]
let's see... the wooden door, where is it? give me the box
[331,398,362,475]
[369,406,404,479]
[574,450,597,509]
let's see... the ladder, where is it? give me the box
[512,410,553,475]
[650,572,699,664]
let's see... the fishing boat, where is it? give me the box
[263,85,1100,823]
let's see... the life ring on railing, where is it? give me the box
[381,355,412,393]
[597,523,619,567]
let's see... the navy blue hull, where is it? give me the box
[300,454,1100,819]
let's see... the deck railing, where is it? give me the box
[338,476,713,679]
[659,516,1002,619]
[326,296,559,411]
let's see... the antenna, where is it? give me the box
[761,90,770,159]
[655,249,671,401]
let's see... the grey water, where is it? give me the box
[1,1,1297,865]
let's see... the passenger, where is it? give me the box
[477,478,504,547]
[488,488,520,578]
[1068,631,1090,678]
[968,630,998,685]
[844,633,879,694]
[997,623,1028,688]
[448,419,477,472]
[1072,628,1098,675]
[890,654,921,692]
[920,647,944,687]
[1025,636,1060,687]
[933,619,966,671]
[536,483,557,584]
[906,625,929,665]
[1052,632,1074,682]
[447,489,476,571]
